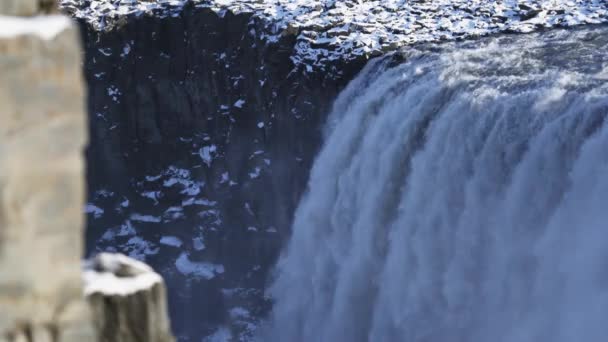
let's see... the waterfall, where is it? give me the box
[263,26,608,342]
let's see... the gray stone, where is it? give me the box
[0,3,176,342]
[84,254,175,342]
[0,0,38,16]
[0,12,95,342]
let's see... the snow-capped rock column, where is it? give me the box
[0,1,94,341]
[84,253,174,342]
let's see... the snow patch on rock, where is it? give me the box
[160,235,183,247]
[83,253,163,296]
[175,252,225,279]
[0,15,72,40]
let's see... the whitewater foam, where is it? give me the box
[264,26,608,342]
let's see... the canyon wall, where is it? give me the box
[64,1,608,340]
[77,6,367,339]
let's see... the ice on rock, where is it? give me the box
[97,47,112,56]
[160,236,183,248]
[85,203,104,219]
[175,252,224,279]
[229,307,250,319]
[204,327,232,342]
[120,198,130,208]
[121,42,131,57]
[95,189,114,198]
[123,236,159,260]
[248,167,261,179]
[145,174,163,182]
[130,213,162,223]
[220,172,230,184]
[157,166,204,195]
[164,206,185,220]
[199,145,217,167]
[141,191,161,205]
[107,85,121,103]
[193,236,206,251]
[233,99,246,108]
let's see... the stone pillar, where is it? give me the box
[0,1,95,341]
[0,0,38,16]
[84,254,175,342]
[0,2,175,342]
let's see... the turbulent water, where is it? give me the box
[263,26,608,342]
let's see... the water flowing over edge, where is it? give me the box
[262,25,608,342]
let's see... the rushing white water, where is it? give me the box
[263,26,608,342]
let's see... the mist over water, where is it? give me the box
[263,26,608,342]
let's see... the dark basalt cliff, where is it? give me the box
[79,5,368,340]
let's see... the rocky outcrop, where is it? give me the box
[0,2,175,342]
[0,0,57,16]
[84,253,174,342]
[0,0,38,16]
[0,6,94,342]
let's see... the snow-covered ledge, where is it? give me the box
[84,253,163,296]
[84,253,175,342]
[0,15,72,40]
[62,0,608,68]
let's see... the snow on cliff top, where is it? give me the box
[0,15,72,40]
[62,0,608,67]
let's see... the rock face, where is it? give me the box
[76,6,367,340]
[0,0,38,16]
[0,3,175,342]
[0,0,57,16]
[84,253,174,342]
[0,8,94,342]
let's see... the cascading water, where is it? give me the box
[263,26,608,342]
